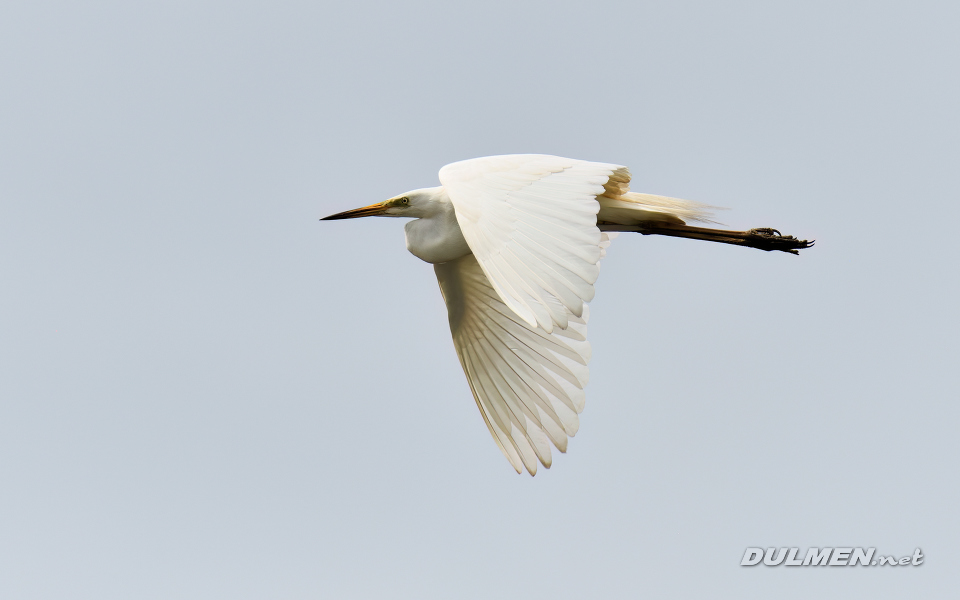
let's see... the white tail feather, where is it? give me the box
[598,192,721,226]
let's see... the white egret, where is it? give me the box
[322,154,811,475]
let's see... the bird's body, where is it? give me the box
[323,154,811,475]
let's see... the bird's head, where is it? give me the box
[321,187,442,221]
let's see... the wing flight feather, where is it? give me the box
[435,251,606,475]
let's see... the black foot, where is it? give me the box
[745,228,815,255]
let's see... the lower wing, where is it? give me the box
[434,250,601,475]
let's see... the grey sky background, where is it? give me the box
[2,1,958,598]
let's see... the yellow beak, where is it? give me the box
[320,202,389,220]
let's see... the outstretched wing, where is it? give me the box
[435,237,614,475]
[439,154,629,333]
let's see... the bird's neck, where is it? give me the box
[403,188,472,264]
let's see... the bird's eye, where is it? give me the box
[401,197,409,205]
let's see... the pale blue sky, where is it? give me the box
[1,1,958,598]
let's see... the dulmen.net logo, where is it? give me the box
[741,547,924,567]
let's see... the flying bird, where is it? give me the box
[322,154,811,475]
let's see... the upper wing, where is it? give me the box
[434,239,613,475]
[439,155,629,333]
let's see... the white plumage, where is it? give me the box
[440,156,622,333]
[321,154,802,475]
[435,235,614,475]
